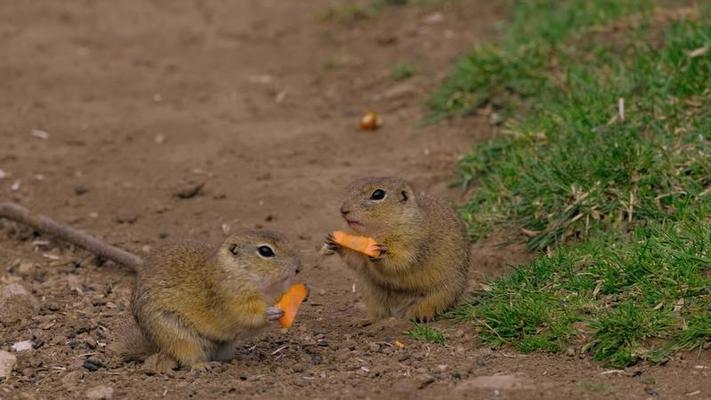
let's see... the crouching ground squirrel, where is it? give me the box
[0,202,301,371]
[324,177,470,321]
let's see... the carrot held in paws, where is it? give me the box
[275,283,309,329]
[331,231,381,258]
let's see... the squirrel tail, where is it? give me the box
[0,202,144,270]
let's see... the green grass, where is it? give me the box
[392,62,416,80]
[441,1,711,368]
[405,323,447,344]
[428,0,656,121]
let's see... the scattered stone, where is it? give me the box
[12,340,33,352]
[0,283,39,325]
[85,336,98,349]
[61,370,84,390]
[66,275,84,294]
[368,342,381,353]
[114,213,138,224]
[10,180,21,192]
[86,385,113,400]
[82,358,105,372]
[74,185,89,195]
[31,129,49,139]
[174,182,205,199]
[32,338,45,349]
[15,261,37,278]
[416,373,436,389]
[0,350,17,379]
[0,169,6,180]
[39,321,56,330]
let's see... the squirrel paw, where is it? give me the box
[321,233,341,255]
[413,315,436,323]
[190,361,222,376]
[368,244,388,262]
[266,306,284,322]
[143,353,178,375]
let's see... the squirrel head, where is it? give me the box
[339,176,423,237]
[216,229,301,303]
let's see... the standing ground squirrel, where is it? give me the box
[325,177,470,321]
[0,202,301,371]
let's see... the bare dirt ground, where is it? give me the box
[0,1,709,399]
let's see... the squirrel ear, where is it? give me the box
[399,182,415,203]
[400,190,409,202]
[228,243,239,256]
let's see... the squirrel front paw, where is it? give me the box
[368,244,388,262]
[266,306,284,322]
[321,233,341,255]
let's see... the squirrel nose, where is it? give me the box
[340,205,351,216]
[295,265,301,275]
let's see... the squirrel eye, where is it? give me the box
[370,189,386,200]
[228,244,239,256]
[257,245,275,258]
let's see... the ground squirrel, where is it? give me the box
[0,202,301,370]
[325,177,470,321]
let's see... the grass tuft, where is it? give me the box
[405,323,447,344]
[445,1,711,367]
[392,62,416,80]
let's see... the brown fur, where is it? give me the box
[0,204,301,371]
[129,231,300,370]
[328,177,469,321]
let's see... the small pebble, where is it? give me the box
[11,340,33,352]
[0,350,17,379]
[82,358,105,372]
[416,373,436,389]
[86,385,113,400]
[74,185,89,195]
[31,129,49,139]
[85,337,98,350]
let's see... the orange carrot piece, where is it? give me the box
[276,283,309,329]
[332,231,380,258]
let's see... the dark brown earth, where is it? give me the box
[0,1,709,399]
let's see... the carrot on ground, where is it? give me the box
[331,230,380,258]
[275,283,309,329]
